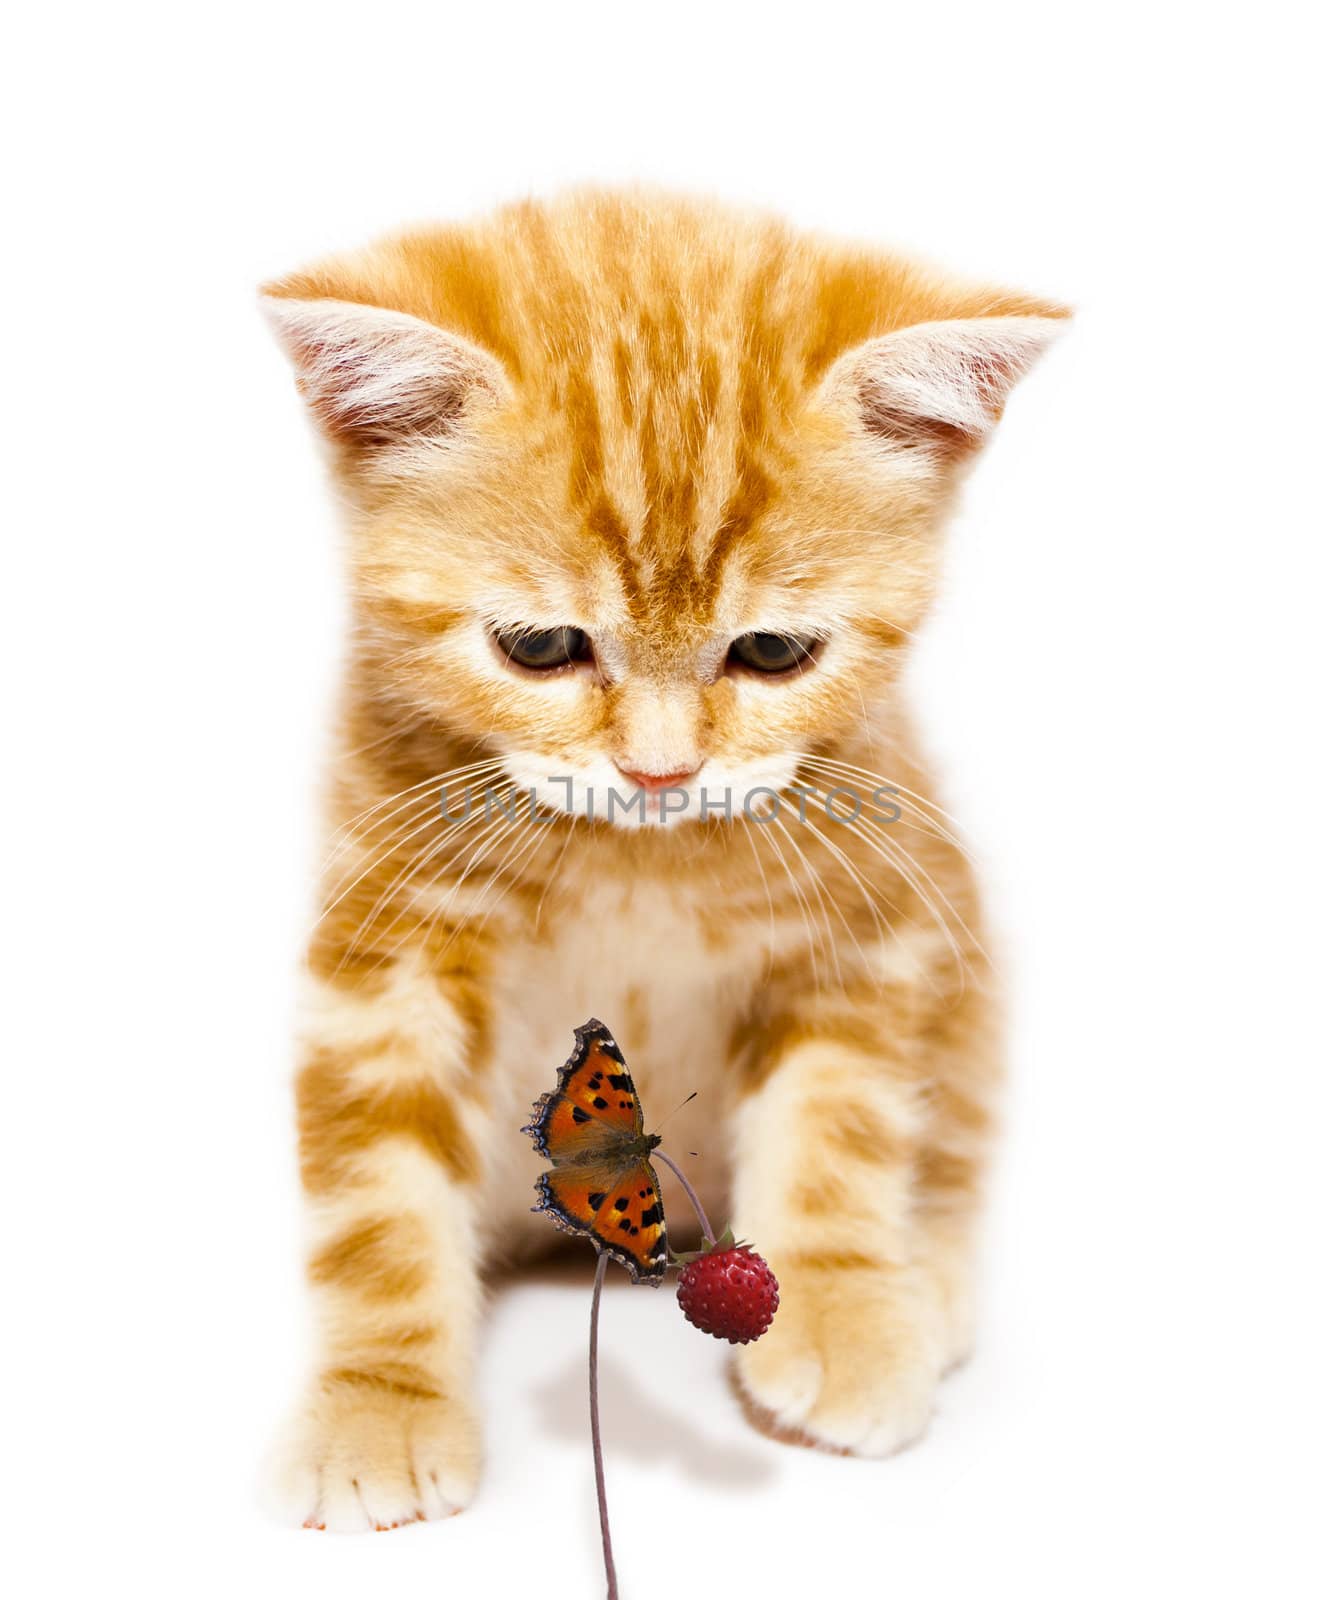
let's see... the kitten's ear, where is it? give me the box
[260,295,510,449]
[823,314,1066,457]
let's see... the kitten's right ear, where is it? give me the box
[260,295,510,449]
[819,313,1066,460]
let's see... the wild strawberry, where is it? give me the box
[676,1242,779,1344]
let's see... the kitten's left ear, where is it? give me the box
[261,294,510,450]
[822,313,1067,457]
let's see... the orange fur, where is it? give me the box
[259,188,1066,1529]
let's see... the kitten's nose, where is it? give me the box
[614,762,701,792]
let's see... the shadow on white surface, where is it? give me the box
[532,1344,780,1491]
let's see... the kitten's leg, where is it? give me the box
[914,981,1003,1373]
[262,956,488,1532]
[730,981,998,1457]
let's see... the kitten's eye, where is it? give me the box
[494,626,591,672]
[728,632,820,675]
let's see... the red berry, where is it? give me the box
[676,1245,779,1344]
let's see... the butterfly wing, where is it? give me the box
[523,1018,644,1161]
[535,1156,668,1283]
[525,1019,666,1283]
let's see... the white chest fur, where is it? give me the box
[482,875,766,1252]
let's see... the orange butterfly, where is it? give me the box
[523,1018,668,1283]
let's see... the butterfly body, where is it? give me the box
[523,1019,669,1283]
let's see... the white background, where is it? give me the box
[5,3,1329,1596]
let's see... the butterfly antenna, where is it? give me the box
[651,1090,697,1135]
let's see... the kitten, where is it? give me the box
[260,189,1064,1531]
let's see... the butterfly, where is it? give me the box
[523,1018,669,1284]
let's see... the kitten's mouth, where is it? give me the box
[606,766,704,830]
[499,757,802,830]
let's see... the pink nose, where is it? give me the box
[615,763,700,792]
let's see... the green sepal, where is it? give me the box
[667,1224,744,1268]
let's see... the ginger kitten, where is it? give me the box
[260,189,1064,1531]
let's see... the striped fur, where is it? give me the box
[259,188,1065,1529]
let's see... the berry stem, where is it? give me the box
[653,1148,716,1247]
[589,1251,618,1600]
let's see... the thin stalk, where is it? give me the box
[653,1149,716,1247]
[589,1252,618,1600]
[587,1148,714,1599]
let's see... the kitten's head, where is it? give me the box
[265,191,1065,828]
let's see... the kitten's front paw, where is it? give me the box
[734,1258,943,1457]
[261,1376,480,1532]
